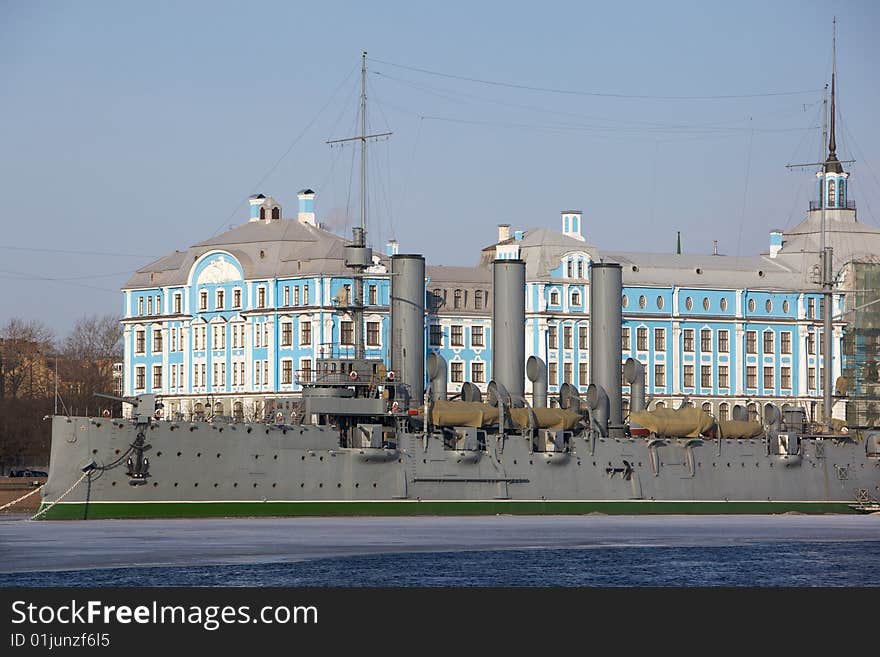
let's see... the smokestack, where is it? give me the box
[492,259,526,407]
[589,262,623,436]
[297,189,316,226]
[390,254,426,408]
[623,357,646,413]
[426,353,447,401]
[526,356,547,408]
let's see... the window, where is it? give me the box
[746,331,757,354]
[718,330,729,353]
[548,362,557,384]
[571,291,581,306]
[450,362,463,383]
[135,330,145,354]
[201,363,206,388]
[300,359,312,383]
[763,331,774,354]
[781,366,791,390]
[232,362,238,386]
[566,260,573,278]
[701,365,711,388]
[808,366,816,390]
[781,332,791,354]
[217,325,226,348]
[563,362,572,384]
[747,366,757,389]
[764,366,774,389]
[765,299,773,313]
[685,297,693,310]
[718,365,729,389]
[233,289,241,308]
[369,285,377,306]
[474,290,483,310]
[550,290,560,306]
[341,321,353,345]
[135,366,145,390]
[637,327,647,351]
[174,293,182,314]
[748,298,756,312]
[293,287,300,306]
[828,178,836,205]
[564,326,573,350]
[656,296,664,310]
[622,295,629,308]
[152,365,162,390]
[303,285,310,305]
[257,287,266,308]
[701,329,711,352]
[472,362,485,383]
[429,324,442,346]
[283,287,290,307]
[579,326,588,350]
[172,328,178,352]
[212,363,218,387]
[217,290,225,310]
[639,295,646,309]
[301,321,311,345]
[654,328,665,351]
[683,329,694,352]
[200,291,208,311]
[577,260,584,278]
[807,298,815,319]
[683,365,694,388]
[720,298,728,312]
[254,361,261,386]
[152,329,163,353]
[138,298,144,316]
[148,296,153,316]
[281,360,292,385]
[454,289,462,309]
[579,362,588,385]
[451,325,463,347]
[783,300,790,314]
[702,297,710,311]
[719,402,729,421]
[367,321,380,347]
[748,403,758,422]
[253,323,261,348]
[281,322,292,346]
[702,402,712,414]
[472,325,484,347]
[548,326,558,349]
[621,326,630,349]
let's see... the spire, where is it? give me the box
[825,18,843,174]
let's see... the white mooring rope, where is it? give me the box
[0,484,45,512]
[30,471,90,520]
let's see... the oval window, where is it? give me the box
[782,300,790,313]
[639,295,646,309]
[622,295,629,308]
[656,296,664,310]
[765,299,773,313]
[748,299,756,312]
[685,297,693,310]
[702,297,710,311]
[720,298,728,312]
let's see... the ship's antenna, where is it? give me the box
[327,53,393,361]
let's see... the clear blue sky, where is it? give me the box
[2,0,879,336]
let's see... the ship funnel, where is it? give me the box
[390,254,426,408]
[589,262,624,437]
[586,383,609,436]
[623,357,646,413]
[526,356,547,408]
[732,404,748,421]
[492,259,526,407]
[426,353,447,402]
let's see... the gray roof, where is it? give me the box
[480,227,601,278]
[427,265,491,285]
[124,219,387,289]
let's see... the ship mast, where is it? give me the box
[327,52,392,362]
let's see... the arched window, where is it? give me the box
[747,402,758,422]
[566,260,573,278]
[828,179,836,206]
[214,402,223,415]
[654,401,666,409]
[271,207,280,220]
[719,402,729,421]
[550,290,560,306]
[622,399,630,418]
[453,289,462,309]
[571,291,581,306]
[702,401,712,414]
[259,207,266,221]
[577,260,584,278]
[233,401,244,419]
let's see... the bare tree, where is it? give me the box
[0,318,55,400]
[61,315,123,413]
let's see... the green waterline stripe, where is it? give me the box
[37,499,859,519]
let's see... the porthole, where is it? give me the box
[115,449,120,455]
[233,483,238,488]
[272,483,277,488]
[253,483,258,488]
[702,297,710,311]
[92,449,98,455]
[302,455,306,461]
[720,298,728,311]
[639,295,646,309]
[355,483,359,488]
[194,482,199,487]
[656,296,664,310]
[273,455,278,460]
[748,299,756,312]
[213,483,218,488]
[300,483,305,488]
[372,483,377,488]
[695,268,703,275]
[196,452,201,458]
[111,481,116,487]
[153,482,158,487]
[319,456,324,462]
[337,483,342,488]
[685,297,693,310]
[174,482,179,488]
[157,451,162,457]
[632,265,639,272]
[318,483,323,488]
[216,453,221,458]
[177,451,182,457]
[765,299,773,312]
[758,270,765,277]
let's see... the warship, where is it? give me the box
[36,54,880,520]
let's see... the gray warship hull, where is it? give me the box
[38,415,880,518]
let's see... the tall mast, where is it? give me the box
[360,50,367,234]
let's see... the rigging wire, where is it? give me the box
[367,56,824,101]
[735,120,755,257]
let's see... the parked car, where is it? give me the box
[8,469,48,478]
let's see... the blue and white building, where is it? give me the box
[122,150,878,423]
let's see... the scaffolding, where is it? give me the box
[843,261,880,429]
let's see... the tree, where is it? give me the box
[61,315,123,414]
[0,318,55,400]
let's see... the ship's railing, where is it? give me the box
[809,200,856,211]
[294,370,379,387]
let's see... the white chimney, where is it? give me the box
[498,224,511,242]
[297,189,316,226]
